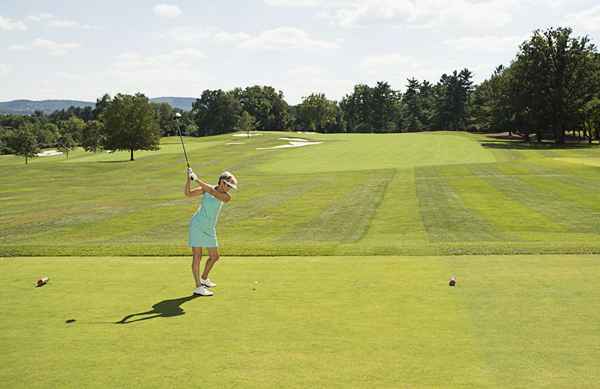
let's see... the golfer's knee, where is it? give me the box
[210,253,220,262]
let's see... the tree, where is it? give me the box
[5,124,39,164]
[36,122,59,147]
[297,93,337,132]
[340,84,373,132]
[81,120,105,152]
[102,93,161,161]
[433,69,473,130]
[237,86,289,131]
[93,94,112,120]
[153,102,177,136]
[57,132,76,159]
[509,27,600,143]
[238,111,258,138]
[418,81,435,130]
[371,81,401,132]
[582,98,600,143]
[59,116,86,143]
[401,78,423,131]
[192,89,242,136]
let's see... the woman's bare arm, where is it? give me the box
[196,178,231,203]
[184,174,204,198]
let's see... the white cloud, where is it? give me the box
[165,25,338,50]
[56,72,86,81]
[444,35,525,52]
[111,48,205,80]
[282,66,354,103]
[564,5,600,32]
[165,26,213,43]
[0,64,12,77]
[48,19,97,29]
[27,13,54,22]
[265,0,516,31]
[324,0,417,28]
[32,38,81,56]
[153,4,183,19]
[264,0,322,6]
[25,13,98,29]
[360,53,421,73]
[239,27,339,49]
[213,31,253,44]
[8,44,29,51]
[359,53,449,87]
[287,65,326,77]
[0,15,27,31]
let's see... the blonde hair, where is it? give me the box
[219,171,238,189]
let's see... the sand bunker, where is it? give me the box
[226,142,245,145]
[279,137,310,142]
[36,150,63,157]
[257,137,322,150]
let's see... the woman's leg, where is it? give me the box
[201,248,220,280]
[191,247,203,287]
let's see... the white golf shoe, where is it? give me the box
[193,285,214,296]
[200,278,216,288]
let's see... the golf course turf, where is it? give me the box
[2,131,600,387]
[2,255,599,388]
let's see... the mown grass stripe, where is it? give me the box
[280,170,394,243]
[415,166,502,242]
[362,168,428,244]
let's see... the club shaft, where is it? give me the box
[177,127,191,168]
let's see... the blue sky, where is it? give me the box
[1,0,599,104]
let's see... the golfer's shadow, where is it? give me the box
[116,295,198,324]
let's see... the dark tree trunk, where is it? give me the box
[556,128,565,144]
[130,149,134,161]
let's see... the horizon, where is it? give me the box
[2,1,600,104]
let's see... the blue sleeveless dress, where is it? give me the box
[188,191,223,248]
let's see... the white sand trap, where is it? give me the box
[36,149,63,157]
[279,137,308,142]
[232,132,262,137]
[257,140,322,150]
[226,142,245,145]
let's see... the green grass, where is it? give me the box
[2,255,599,388]
[1,131,600,256]
[3,132,600,387]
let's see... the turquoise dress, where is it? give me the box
[188,191,223,248]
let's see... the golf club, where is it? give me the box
[175,112,194,180]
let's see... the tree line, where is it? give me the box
[2,26,600,164]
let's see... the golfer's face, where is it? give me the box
[221,180,232,192]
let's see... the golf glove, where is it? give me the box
[187,168,198,181]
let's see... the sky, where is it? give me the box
[1,0,600,105]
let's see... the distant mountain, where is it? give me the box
[150,97,196,111]
[0,99,95,115]
[0,97,197,115]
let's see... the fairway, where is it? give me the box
[1,131,600,256]
[3,131,600,388]
[2,255,599,388]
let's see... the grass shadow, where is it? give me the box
[480,139,600,150]
[115,294,198,324]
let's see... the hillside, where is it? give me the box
[0,97,197,114]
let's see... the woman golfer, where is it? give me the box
[184,169,238,296]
